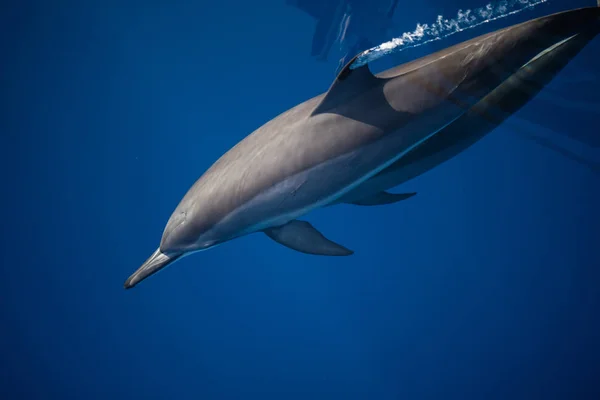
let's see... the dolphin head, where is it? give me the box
[124,196,224,289]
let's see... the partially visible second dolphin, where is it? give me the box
[125,6,600,289]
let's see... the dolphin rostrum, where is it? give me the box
[125,6,600,289]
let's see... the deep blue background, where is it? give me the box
[1,0,599,399]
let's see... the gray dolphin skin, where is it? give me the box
[125,6,600,289]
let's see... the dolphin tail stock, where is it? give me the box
[124,248,183,289]
[264,220,354,256]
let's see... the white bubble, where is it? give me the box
[351,0,548,69]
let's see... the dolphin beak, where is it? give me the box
[124,248,183,289]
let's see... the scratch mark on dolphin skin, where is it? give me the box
[291,179,307,196]
[274,178,308,212]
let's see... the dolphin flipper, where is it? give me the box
[264,220,354,256]
[349,191,417,206]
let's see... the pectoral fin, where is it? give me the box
[349,191,416,206]
[264,220,353,256]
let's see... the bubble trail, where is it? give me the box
[351,0,548,69]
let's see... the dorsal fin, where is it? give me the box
[311,53,383,116]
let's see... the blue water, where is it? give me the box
[2,0,599,399]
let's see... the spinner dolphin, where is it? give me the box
[125,6,600,288]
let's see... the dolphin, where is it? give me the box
[335,23,600,206]
[124,6,600,289]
